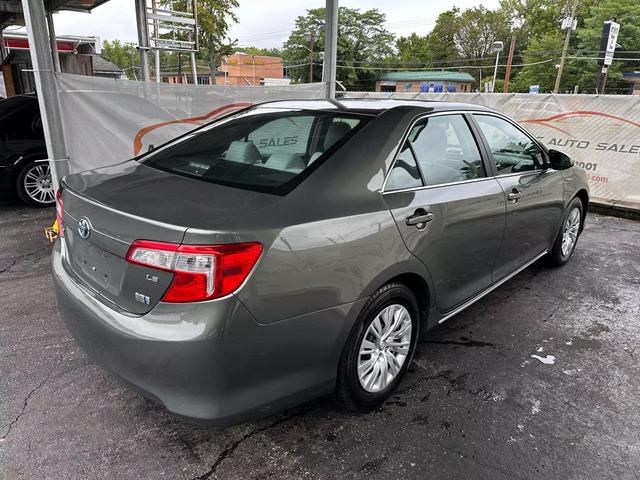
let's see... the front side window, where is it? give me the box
[142,108,369,194]
[409,114,485,186]
[474,114,543,175]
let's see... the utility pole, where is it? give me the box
[503,35,516,93]
[553,0,578,94]
[308,33,315,83]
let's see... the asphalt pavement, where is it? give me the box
[1,203,639,480]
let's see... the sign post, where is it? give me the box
[597,20,620,94]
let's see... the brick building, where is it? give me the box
[216,53,284,86]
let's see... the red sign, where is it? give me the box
[4,38,76,52]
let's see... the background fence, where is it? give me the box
[349,92,640,210]
[55,74,640,211]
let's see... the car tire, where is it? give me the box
[335,282,420,411]
[547,197,584,266]
[16,161,55,208]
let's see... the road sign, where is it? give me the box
[529,85,540,94]
[598,21,620,66]
[146,1,199,53]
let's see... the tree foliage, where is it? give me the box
[101,40,139,79]
[106,0,639,94]
[159,0,239,74]
[282,7,394,89]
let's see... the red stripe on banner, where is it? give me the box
[132,102,253,156]
[521,111,640,137]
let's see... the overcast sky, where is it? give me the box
[22,0,501,48]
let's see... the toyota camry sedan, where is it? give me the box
[52,99,589,424]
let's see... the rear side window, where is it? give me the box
[385,114,485,191]
[410,115,485,186]
[142,108,370,195]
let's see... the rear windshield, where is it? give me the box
[142,107,371,195]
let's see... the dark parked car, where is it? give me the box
[52,99,589,424]
[0,94,53,207]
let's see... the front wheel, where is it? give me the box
[548,198,583,266]
[16,161,55,207]
[335,283,419,411]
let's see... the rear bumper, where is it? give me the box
[52,240,363,424]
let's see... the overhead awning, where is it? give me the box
[0,0,111,29]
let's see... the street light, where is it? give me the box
[491,41,504,93]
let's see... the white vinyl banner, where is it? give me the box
[55,73,325,173]
[350,92,640,210]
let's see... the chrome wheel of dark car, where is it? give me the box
[18,162,55,207]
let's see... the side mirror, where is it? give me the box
[548,149,574,170]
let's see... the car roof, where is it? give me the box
[255,98,494,115]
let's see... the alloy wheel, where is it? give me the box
[357,304,412,393]
[561,207,581,257]
[23,163,55,205]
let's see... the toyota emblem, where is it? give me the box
[77,217,92,240]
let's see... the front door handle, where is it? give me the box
[406,209,434,228]
[507,189,522,203]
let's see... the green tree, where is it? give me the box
[452,6,512,60]
[394,10,461,67]
[427,9,463,62]
[577,0,640,93]
[283,7,395,89]
[160,0,239,76]
[510,33,564,92]
[237,47,283,58]
[396,33,431,64]
[101,40,140,79]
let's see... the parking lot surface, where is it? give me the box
[1,204,639,480]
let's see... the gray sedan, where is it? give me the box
[52,99,589,424]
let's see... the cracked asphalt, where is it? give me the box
[1,203,639,480]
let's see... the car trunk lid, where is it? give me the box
[60,161,279,314]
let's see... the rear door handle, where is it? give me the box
[406,210,434,228]
[507,189,522,202]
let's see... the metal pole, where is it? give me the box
[598,66,609,94]
[322,0,338,98]
[190,52,197,84]
[492,51,500,93]
[151,0,160,82]
[21,0,69,188]
[155,50,160,82]
[503,34,516,93]
[554,0,578,94]
[308,35,313,83]
[0,28,7,62]
[134,0,150,81]
[46,12,61,72]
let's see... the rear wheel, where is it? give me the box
[16,161,55,207]
[335,283,419,411]
[548,198,583,266]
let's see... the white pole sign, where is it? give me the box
[604,21,620,66]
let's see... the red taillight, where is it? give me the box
[126,240,263,303]
[55,189,64,237]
